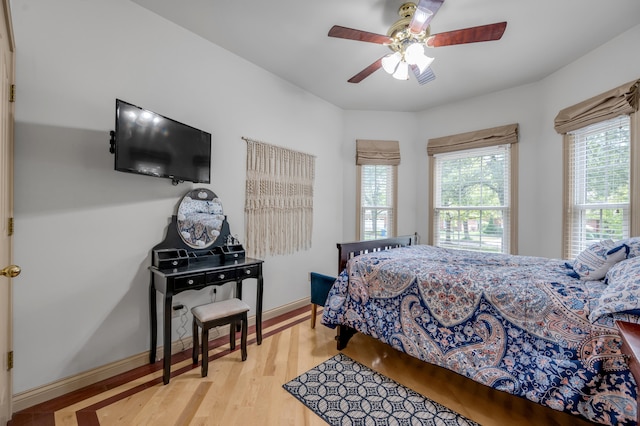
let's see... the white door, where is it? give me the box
[0,1,16,423]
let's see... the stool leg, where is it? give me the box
[229,320,237,350]
[201,327,209,377]
[311,304,317,328]
[192,318,199,365]
[241,313,248,361]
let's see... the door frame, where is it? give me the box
[0,0,15,423]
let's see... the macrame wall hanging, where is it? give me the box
[243,137,315,258]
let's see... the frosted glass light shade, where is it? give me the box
[381,52,402,74]
[405,43,434,74]
[414,53,434,74]
[405,43,424,62]
[392,61,409,80]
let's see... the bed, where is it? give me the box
[321,236,640,425]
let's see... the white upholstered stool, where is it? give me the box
[191,298,250,377]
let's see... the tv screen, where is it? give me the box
[113,99,211,184]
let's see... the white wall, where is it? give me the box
[11,0,343,393]
[10,0,640,397]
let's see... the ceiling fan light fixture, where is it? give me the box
[392,60,409,80]
[381,52,402,74]
[328,0,506,85]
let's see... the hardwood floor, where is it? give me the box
[10,306,595,425]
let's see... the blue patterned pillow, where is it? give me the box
[616,237,640,259]
[571,239,628,281]
[589,257,640,322]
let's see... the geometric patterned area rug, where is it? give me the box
[283,353,480,426]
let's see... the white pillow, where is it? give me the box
[571,239,628,281]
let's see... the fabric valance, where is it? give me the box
[427,123,519,156]
[356,139,400,165]
[554,79,640,134]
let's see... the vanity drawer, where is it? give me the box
[205,269,236,284]
[238,264,260,279]
[173,273,206,291]
[154,249,189,270]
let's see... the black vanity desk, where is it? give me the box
[149,257,263,384]
[149,208,263,385]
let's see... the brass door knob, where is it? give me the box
[0,265,21,278]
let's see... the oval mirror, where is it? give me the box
[177,188,225,249]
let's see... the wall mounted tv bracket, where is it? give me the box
[109,130,115,154]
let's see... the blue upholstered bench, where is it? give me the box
[310,272,336,328]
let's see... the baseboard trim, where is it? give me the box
[12,298,310,412]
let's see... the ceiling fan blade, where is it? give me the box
[348,57,384,83]
[410,65,436,85]
[328,25,393,45]
[427,22,507,47]
[409,0,444,34]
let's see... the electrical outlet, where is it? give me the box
[172,304,184,318]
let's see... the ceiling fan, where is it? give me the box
[328,0,507,85]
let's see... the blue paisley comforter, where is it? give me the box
[321,245,639,425]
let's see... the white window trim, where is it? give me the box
[428,144,518,254]
[562,113,637,259]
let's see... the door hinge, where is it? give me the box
[8,217,13,236]
[9,84,15,103]
[7,351,13,370]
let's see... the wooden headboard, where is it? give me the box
[336,234,416,273]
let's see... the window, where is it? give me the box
[428,123,518,254]
[357,164,397,240]
[565,116,630,259]
[555,79,639,259]
[355,139,400,241]
[432,145,511,253]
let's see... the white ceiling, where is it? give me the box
[130,0,640,112]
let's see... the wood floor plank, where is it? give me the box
[52,410,76,426]
[11,306,597,426]
[174,382,212,425]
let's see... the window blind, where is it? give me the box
[565,115,630,259]
[554,80,639,135]
[360,164,396,240]
[433,145,510,253]
[356,139,400,165]
[427,123,518,156]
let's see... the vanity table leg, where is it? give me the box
[235,281,243,333]
[149,278,157,364]
[163,293,173,384]
[235,274,263,345]
[256,274,263,345]
[235,280,242,301]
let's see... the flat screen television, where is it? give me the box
[112,99,211,184]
